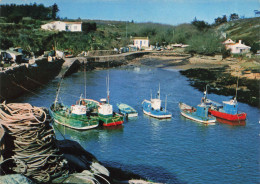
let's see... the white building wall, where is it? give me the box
[41,21,82,32]
[134,39,149,49]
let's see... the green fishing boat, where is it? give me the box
[50,102,99,130]
[76,98,124,127]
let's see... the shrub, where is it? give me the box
[186,31,223,55]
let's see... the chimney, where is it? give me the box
[239,40,242,44]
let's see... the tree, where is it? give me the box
[82,22,97,33]
[191,19,211,31]
[51,3,59,20]
[229,13,239,21]
[214,15,227,25]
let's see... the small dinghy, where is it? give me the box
[117,103,138,118]
[179,102,216,125]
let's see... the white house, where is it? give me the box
[224,40,251,54]
[41,21,82,32]
[133,37,149,49]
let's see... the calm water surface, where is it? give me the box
[15,66,260,184]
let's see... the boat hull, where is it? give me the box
[98,114,124,127]
[50,104,99,130]
[119,111,138,118]
[142,100,172,119]
[216,118,246,126]
[51,111,99,130]
[209,109,246,121]
[143,109,172,119]
[180,111,216,125]
[117,103,138,118]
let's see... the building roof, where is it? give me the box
[226,43,251,48]
[6,50,23,56]
[46,21,82,25]
[223,38,235,44]
[132,37,149,40]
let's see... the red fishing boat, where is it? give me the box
[208,98,247,121]
[203,83,247,122]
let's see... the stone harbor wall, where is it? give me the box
[0,57,64,101]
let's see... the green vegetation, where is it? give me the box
[0,3,259,57]
[186,31,224,55]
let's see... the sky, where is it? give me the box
[0,0,259,25]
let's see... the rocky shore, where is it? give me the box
[128,51,260,107]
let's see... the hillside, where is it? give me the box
[216,17,260,46]
[0,2,259,57]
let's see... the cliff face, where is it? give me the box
[0,57,64,101]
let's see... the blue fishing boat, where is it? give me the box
[142,85,172,119]
[117,103,138,118]
[179,102,216,125]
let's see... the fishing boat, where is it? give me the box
[76,98,100,115]
[203,84,247,122]
[94,70,124,127]
[117,103,138,118]
[179,102,216,125]
[98,98,124,127]
[50,69,99,130]
[142,84,172,119]
[208,98,247,121]
[50,102,99,130]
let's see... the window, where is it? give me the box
[136,41,138,44]
[144,41,146,44]
[74,26,77,30]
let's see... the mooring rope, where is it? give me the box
[0,102,69,183]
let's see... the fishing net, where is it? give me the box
[0,102,68,183]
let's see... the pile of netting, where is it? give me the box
[0,102,68,183]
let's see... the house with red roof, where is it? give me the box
[223,39,251,54]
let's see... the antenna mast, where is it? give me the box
[158,83,160,99]
[84,64,86,99]
[235,76,239,101]
[54,77,63,108]
[165,95,167,112]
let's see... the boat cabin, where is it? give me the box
[100,98,107,104]
[98,98,113,116]
[151,99,162,110]
[71,105,87,115]
[196,104,209,117]
[223,100,238,115]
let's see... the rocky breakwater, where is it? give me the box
[0,57,64,101]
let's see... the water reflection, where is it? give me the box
[216,118,246,126]
[53,122,123,143]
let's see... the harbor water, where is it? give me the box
[15,66,260,184]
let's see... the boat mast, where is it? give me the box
[235,77,239,102]
[54,77,63,107]
[204,84,208,100]
[106,61,110,104]
[158,83,160,100]
[84,64,87,99]
[165,95,167,112]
